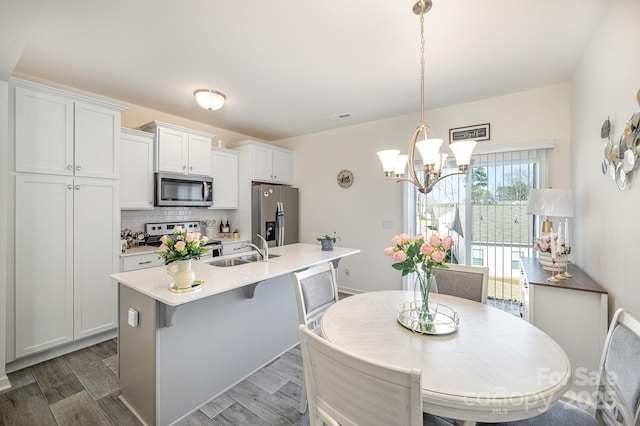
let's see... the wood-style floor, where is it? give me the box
[0,338,309,425]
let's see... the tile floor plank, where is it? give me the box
[63,347,119,401]
[226,380,304,426]
[89,339,117,359]
[49,390,110,426]
[200,393,235,419]
[3,367,36,391]
[211,401,271,426]
[31,357,84,405]
[0,382,57,426]
[95,391,142,425]
[247,367,289,394]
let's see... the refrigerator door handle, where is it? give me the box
[276,201,285,246]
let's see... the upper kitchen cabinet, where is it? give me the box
[210,147,238,209]
[228,140,293,185]
[121,128,155,210]
[140,121,213,176]
[13,79,125,179]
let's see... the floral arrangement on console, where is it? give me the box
[384,233,453,329]
[534,234,571,256]
[156,226,210,265]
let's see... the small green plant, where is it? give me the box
[317,232,341,243]
[233,228,240,233]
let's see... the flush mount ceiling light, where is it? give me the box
[194,89,226,111]
[377,0,476,194]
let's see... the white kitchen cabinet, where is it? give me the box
[228,140,293,185]
[210,148,238,209]
[520,257,608,404]
[121,128,155,210]
[140,121,213,176]
[121,251,164,272]
[14,80,123,179]
[15,174,119,357]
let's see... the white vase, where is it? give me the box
[166,259,196,289]
[538,252,567,271]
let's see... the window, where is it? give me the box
[472,248,485,266]
[406,146,550,314]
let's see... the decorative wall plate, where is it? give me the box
[337,169,354,188]
[601,117,611,138]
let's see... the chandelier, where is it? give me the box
[377,0,476,194]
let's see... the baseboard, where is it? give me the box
[337,286,363,296]
[0,374,11,392]
[6,329,117,373]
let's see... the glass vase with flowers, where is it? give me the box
[385,233,453,332]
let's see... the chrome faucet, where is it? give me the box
[242,234,269,262]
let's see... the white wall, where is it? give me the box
[276,83,571,293]
[572,0,640,318]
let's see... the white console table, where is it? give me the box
[520,257,608,406]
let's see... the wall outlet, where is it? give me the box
[345,268,351,276]
[382,219,394,229]
[128,308,139,327]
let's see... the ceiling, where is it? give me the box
[7,0,608,141]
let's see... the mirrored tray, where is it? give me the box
[397,301,459,335]
[169,280,204,293]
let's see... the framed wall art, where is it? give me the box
[449,123,490,143]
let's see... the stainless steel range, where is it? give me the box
[145,221,222,257]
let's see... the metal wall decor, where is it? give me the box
[601,89,640,190]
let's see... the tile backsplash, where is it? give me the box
[121,208,228,235]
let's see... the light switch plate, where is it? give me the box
[128,308,139,327]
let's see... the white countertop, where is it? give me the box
[111,243,360,306]
[120,238,251,257]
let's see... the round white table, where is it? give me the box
[320,291,572,424]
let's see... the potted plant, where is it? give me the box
[317,232,341,251]
[233,228,240,240]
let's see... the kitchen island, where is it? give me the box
[111,243,359,426]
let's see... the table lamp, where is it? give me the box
[526,188,574,233]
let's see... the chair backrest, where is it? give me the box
[595,308,640,426]
[293,263,339,333]
[432,264,489,304]
[298,324,424,426]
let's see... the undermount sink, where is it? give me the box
[238,253,281,262]
[206,252,281,267]
[207,258,252,267]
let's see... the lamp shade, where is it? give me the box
[415,138,443,166]
[450,140,477,167]
[526,189,574,217]
[194,89,226,111]
[377,150,400,174]
[394,155,408,176]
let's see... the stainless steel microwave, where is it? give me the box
[155,172,213,207]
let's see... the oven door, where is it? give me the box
[155,173,213,207]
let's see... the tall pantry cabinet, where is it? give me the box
[9,79,125,361]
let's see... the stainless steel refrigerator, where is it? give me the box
[251,183,299,247]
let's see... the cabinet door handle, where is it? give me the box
[67,164,73,170]
[138,260,152,265]
[183,165,187,170]
[149,200,153,205]
[190,166,193,171]
[67,184,73,190]
[76,165,82,171]
[75,185,80,190]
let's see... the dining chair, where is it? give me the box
[476,307,640,426]
[298,324,453,426]
[432,264,489,304]
[292,262,339,414]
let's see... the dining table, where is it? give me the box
[320,291,572,425]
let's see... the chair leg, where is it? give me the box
[299,380,308,414]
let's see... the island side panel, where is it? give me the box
[156,273,300,425]
[118,284,157,425]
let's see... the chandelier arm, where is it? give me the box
[406,127,426,190]
[425,170,470,193]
